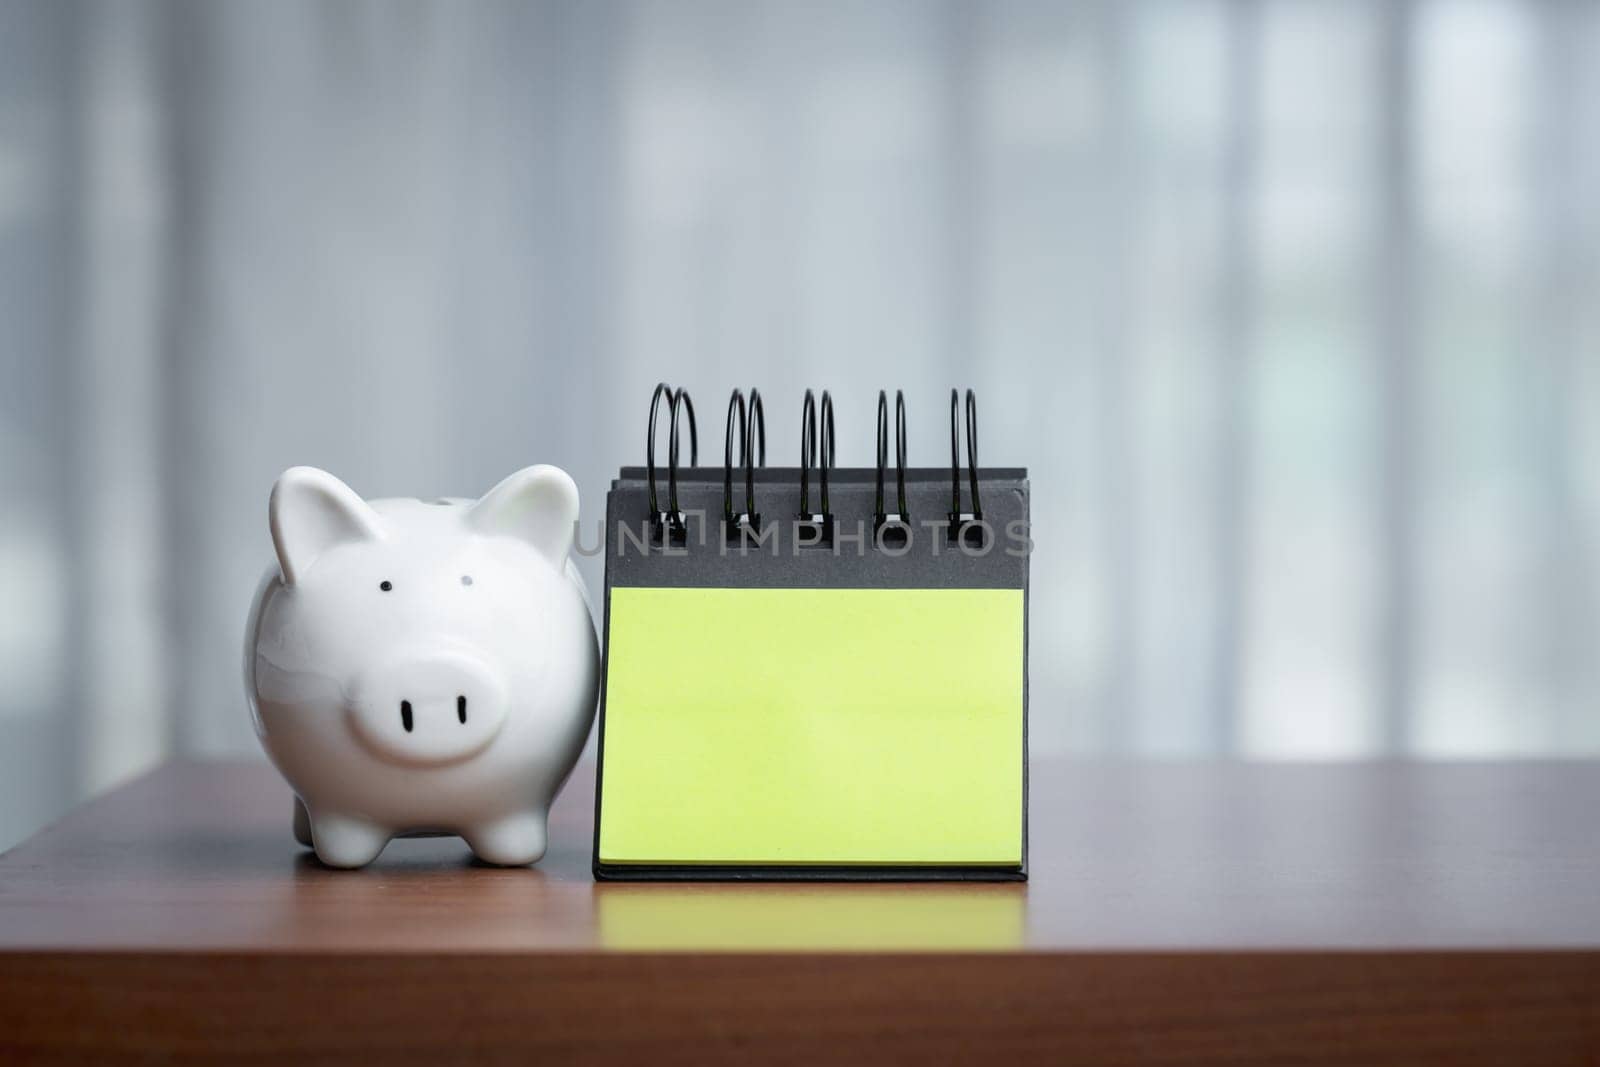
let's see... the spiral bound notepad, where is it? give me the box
[593,385,1029,881]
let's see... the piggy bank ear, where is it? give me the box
[467,464,579,567]
[269,467,386,585]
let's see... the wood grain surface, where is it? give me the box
[1,759,1597,1063]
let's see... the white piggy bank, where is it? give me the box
[244,464,599,868]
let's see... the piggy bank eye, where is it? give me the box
[379,580,393,592]
[460,575,474,587]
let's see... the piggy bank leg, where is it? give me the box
[292,797,313,848]
[463,811,548,866]
[308,811,390,869]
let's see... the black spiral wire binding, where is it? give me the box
[799,390,816,514]
[948,388,984,546]
[723,387,765,538]
[750,388,766,480]
[646,382,697,543]
[873,389,910,546]
[724,389,746,517]
[797,389,836,545]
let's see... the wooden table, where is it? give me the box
[1,760,1596,1063]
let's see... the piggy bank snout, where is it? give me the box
[347,649,509,767]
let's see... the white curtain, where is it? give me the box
[4,0,1599,850]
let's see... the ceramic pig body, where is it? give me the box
[245,465,598,868]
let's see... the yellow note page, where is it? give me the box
[599,586,1024,866]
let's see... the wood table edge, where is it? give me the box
[2,948,1596,1063]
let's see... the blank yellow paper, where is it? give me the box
[598,587,1024,866]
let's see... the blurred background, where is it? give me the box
[3,0,1598,851]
